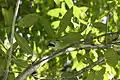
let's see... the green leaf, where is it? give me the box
[58,8,73,35]
[92,22,106,32]
[47,8,61,17]
[0,56,6,70]
[54,0,60,6]
[60,32,81,43]
[104,48,119,67]
[8,73,15,80]
[2,7,13,26]
[39,16,55,38]
[79,7,88,19]
[73,6,80,19]
[65,0,74,8]
[15,33,33,54]
[76,61,86,71]
[13,58,28,68]
[113,10,118,23]
[61,72,77,80]
[87,71,95,80]
[51,20,60,29]
[18,14,39,27]
[71,58,78,70]
[94,68,105,80]
[47,8,66,17]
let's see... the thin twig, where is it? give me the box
[23,57,104,80]
[16,31,120,80]
[62,57,105,79]
[3,0,21,80]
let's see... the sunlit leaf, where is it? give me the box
[79,19,87,24]
[2,7,13,26]
[65,0,74,8]
[104,48,119,67]
[47,8,66,17]
[76,61,86,71]
[51,20,60,29]
[58,8,73,35]
[70,51,77,59]
[15,33,33,54]
[79,7,88,19]
[71,58,78,70]
[54,0,60,6]
[18,14,39,27]
[79,7,88,13]
[73,6,80,19]
[47,8,60,17]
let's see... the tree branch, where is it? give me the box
[3,0,21,80]
[62,57,105,79]
[16,31,120,80]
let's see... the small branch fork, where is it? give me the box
[3,0,21,80]
[16,31,120,80]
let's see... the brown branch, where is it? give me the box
[16,31,120,80]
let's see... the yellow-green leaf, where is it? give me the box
[73,6,80,19]
[65,0,74,8]
[54,0,60,6]
[58,7,73,35]
[47,8,66,17]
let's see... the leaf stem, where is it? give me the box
[3,0,21,80]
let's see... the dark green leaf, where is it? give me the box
[13,58,28,68]
[2,7,13,26]
[60,32,81,43]
[0,56,6,71]
[15,32,33,54]
[39,16,55,38]
[58,7,73,35]
[94,68,105,80]
[8,73,15,80]
[87,71,95,80]
[18,14,39,27]
[92,22,106,32]
[61,72,77,80]
[105,48,119,67]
